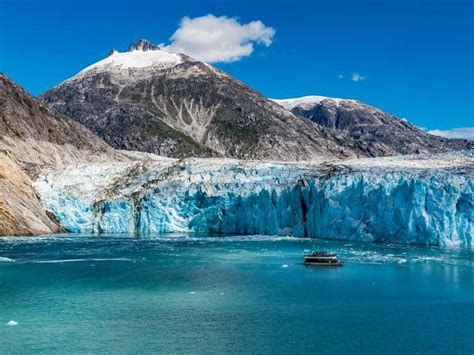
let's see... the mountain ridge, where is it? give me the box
[272,95,472,156]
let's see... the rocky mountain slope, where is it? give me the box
[0,73,121,236]
[0,154,61,236]
[273,96,472,157]
[0,73,119,175]
[40,39,357,161]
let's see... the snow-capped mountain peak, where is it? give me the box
[79,40,182,74]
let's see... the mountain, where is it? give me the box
[40,39,358,161]
[0,73,120,235]
[272,96,472,157]
[0,73,118,175]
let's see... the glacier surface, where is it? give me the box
[34,152,474,246]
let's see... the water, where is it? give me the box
[0,234,473,354]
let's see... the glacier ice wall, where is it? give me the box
[34,153,474,246]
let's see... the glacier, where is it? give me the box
[33,151,474,246]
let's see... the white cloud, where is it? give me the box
[351,73,366,82]
[160,14,275,63]
[427,127,474,140]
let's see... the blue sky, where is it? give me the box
[0,0,472,136]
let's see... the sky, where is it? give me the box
[0,0,473,137]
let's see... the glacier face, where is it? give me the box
[34,152,474,246]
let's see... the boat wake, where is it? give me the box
[22,258,141,264]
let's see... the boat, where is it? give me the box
[304,251,344,266]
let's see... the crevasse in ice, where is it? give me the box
[33,152,473,246]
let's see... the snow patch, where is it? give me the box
[271,96,349,110]
[79,49,183,74]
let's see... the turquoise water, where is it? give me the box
[0,234,473,354]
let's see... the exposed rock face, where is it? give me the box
[0,73,122,235]
[0,73,120,175]
[40,40,357,161]
[0,155,63,236]
[273,96,473,157]
[127,39,160,52]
